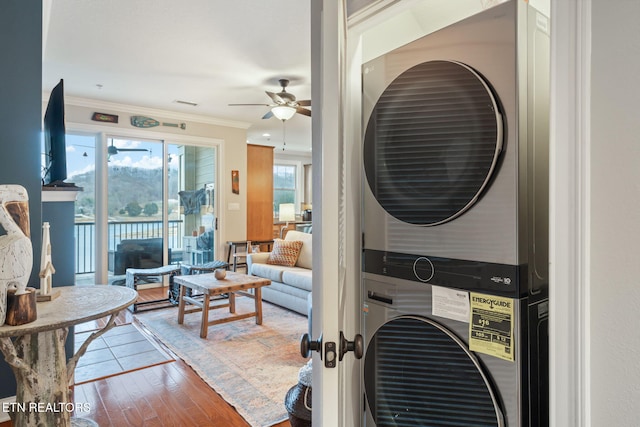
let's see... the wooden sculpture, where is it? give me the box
[0,185,33,325]
[38,221,56,298]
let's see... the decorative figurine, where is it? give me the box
[38,221,58,300]
[0,184,33,324]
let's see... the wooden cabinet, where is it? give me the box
[247,144,274,241]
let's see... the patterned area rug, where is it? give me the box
[135,299,308,427]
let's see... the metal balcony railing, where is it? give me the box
[74,220,184,274]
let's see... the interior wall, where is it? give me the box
[0,0,43,400]
[590,0,640,423]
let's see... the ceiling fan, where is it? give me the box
[229,79,311,121]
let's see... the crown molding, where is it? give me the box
[43,94,252,130]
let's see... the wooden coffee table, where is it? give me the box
[174,271,271,338]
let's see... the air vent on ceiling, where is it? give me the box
[173,99,198,107]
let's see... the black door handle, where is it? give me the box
[339,331,364,361]
[300,333,322,358]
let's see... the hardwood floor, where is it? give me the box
[0,287,291,427]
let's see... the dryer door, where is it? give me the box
[363,60,503,226]
[364,315,504,426]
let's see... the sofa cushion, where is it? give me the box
[251,263,295,283]
[267,239,303,267]
[285,230,313,270]
[282,269,313,292]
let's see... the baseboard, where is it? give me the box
[0,396,15,423]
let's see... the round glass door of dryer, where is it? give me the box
[364,316,504,426]
[363,60,504,226]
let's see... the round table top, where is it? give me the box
[0,285,137,338]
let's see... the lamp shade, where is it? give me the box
[272,105,296,121]
[279,203,296,222]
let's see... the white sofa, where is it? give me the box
[246,230,312,315]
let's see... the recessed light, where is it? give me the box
[262,133,270,137]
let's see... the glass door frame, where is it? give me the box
[66,123,223,285]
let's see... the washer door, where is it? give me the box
[363,60,503,226]
[364,316,504,426]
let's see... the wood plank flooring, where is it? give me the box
[0,287,291,427]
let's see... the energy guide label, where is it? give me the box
[469,292,515,362]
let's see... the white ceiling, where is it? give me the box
[43,0,312,153]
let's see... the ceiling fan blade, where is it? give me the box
[297,100,311,107]
[117,148,149,152]
[295,107,312,117]
[266,91,285,104]
[262,110,274,120]
[228,103,272,106]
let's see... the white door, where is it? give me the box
[310,1,363,426]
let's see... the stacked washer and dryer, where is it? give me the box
[361,1,549,426]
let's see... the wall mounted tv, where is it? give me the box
[43,79,69,186]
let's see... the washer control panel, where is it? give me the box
[363,249,523,298]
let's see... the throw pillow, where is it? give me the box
[267,239,304,267]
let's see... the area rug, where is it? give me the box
[134,299,308,427]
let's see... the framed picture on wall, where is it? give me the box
[231,170,239,194]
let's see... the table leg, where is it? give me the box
[229,292,236,313]
[0,330,71,426]
[200,294,210,338]
[177,285,186,324]
[255,287,263,325]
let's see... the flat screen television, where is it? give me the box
[43,79,68,186]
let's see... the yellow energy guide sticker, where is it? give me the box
[469,293,515,362]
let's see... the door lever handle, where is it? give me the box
[300,333,322,358]
[339,331,364,361]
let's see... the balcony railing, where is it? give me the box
[74,220,184,274]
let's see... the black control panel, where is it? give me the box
[363,249,526,298]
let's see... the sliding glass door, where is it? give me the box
[169,143,218,267]
[67,132,219,286]
[107,138,165,284]
[67,133,98,284]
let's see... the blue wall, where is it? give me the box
[0,0,44,399]
[42,201,77,287]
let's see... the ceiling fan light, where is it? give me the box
[107,145,118,155]
[271,105,296,121]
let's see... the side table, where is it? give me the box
[0,285,137,427]
[226,240,274,271]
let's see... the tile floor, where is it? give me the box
[74,322,173,384]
